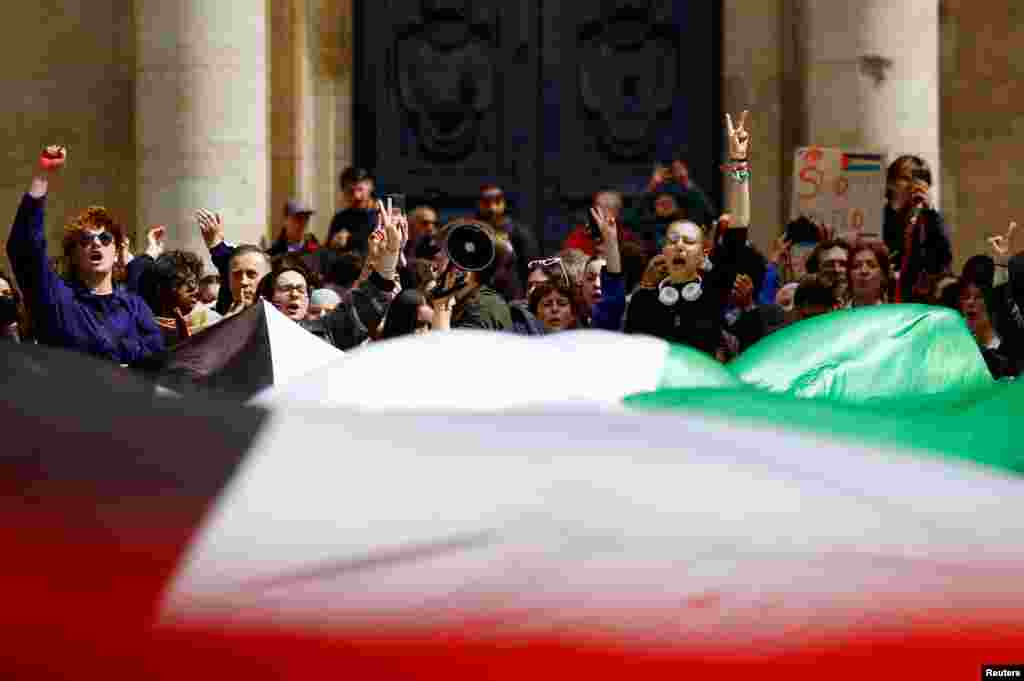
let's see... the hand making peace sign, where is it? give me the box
[725,110,751,160]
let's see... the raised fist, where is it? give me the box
[39,145,67,173]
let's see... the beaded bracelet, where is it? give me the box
[721,160,751,184]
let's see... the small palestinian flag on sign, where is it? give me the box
[841,152,884,173]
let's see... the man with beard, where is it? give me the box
[475,184,539,301]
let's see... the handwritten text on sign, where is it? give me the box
[791,147,886,239]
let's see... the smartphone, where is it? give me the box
[382,193,406,215]
[588,212,603,243]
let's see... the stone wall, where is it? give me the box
[942,0,1024,269]
[0,0,1019,276]
[0,0,136,272]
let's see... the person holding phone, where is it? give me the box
[882,155,952,303]
[5,145,164,363]
[625,111,755,358]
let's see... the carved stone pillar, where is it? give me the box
[135,0,269,260]
[802,0,940,198]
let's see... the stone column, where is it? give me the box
[135,0,269,263]
[802,0,940,198]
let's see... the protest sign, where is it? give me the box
[791,147,886,241]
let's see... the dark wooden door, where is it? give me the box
[356,0,720,253]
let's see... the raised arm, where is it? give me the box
[723,111,751,229]
[6,146,70,318]
[590,205,626,331]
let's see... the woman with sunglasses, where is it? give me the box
[139,250,222,347]
[525,257,570,300]
[6,146,163,364]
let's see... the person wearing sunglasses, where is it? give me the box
[138,250,222,347]
[525,257,570,300]
[6,145,163,364]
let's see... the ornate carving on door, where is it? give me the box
[577,0,679,161]
[395,0,497,162]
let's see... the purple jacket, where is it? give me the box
[7,194,164,364]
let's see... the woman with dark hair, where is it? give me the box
[847,240,891,308]
[883,155,953,303]
[5,146,163,364]
[379,289,434,339]
[529,281,580,333]
[957,278,1018,379]
[142,250,221,346]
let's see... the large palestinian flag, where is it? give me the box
[150,300,343,399]
[3,306,1022,679]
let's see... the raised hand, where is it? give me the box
[196,209,224,249]
[145,225,167,260]
[375,198,403,255]
[769,235,792,266]
[39,145,67,173]
[988,220,1017,257]
[725,111,751,160]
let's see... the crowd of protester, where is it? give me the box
[5,111,1023,382]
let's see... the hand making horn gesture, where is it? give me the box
[988,220,1017,258]
[725,110,751,160]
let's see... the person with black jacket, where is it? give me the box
[256,199,401,350]
[625,111,753,358]
[989,252,1024,366]
[882,155,953,303]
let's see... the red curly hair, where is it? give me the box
[61,206,129,282]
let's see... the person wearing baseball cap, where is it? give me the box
[268,199,319,257]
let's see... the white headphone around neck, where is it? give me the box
[658,276,702,306]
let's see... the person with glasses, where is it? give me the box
[525,257,569,301]
[256,200,403,349]
[139,250,222,347]
[6,145,163,364]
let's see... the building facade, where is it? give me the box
[0,1,1014,271]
